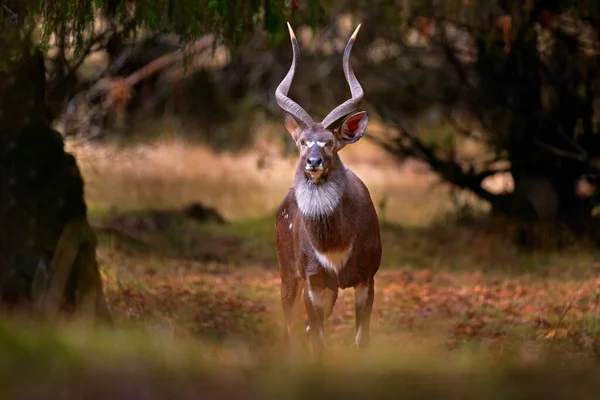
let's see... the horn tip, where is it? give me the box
[287,22,296,40]
[351,23,362,40]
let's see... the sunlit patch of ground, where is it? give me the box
[68,135,459,225]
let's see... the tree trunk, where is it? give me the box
[0,48,112,324]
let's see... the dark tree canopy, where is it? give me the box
[1,0,325,54]
[363,0,600,243]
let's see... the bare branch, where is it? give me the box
[2,4,17,24]
[59,34,216,139]
[2,4,16,17]
[534,139,587,162]
[123,34,215,88]
[49,29,114,91]
[372,104,505,205]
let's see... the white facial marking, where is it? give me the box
[306,141,315,148]
[294,178,344,218]
[316,141,327,148]
[314,245,353,275]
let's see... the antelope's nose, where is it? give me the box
[306,156,323,169]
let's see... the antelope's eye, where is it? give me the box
[299,139,306,146]
[326,140,334,147]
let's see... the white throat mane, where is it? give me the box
[294,176,344,218]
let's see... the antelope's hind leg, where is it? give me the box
[354,278,375,350]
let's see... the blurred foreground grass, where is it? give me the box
[2,318,600,399]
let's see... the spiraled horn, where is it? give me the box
[275,22,315,128]
[321,24,364,129]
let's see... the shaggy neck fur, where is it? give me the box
[294,155,348,219]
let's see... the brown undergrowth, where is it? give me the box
[99,231,600,360]
[76,137,600,359]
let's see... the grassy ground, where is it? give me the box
[4,137,600,398]
[96,212,600,357]
[3,319,600,399]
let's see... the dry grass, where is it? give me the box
[68,131,456,225]
[2,311,600,399]
[99,241,600,356]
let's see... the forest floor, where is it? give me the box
[95,210,600,362]
[4,138,600,399]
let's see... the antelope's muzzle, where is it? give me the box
[306,156,323,170]
[305,145,325,179]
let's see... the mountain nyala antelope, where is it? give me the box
[274,22,382,357]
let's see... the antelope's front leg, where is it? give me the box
[281,277,303,346]
[303,273,335,359]
[354,278,374,349]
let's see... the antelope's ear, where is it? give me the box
[337,111,368,146]
[284,112,302,140]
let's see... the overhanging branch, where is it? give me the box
[371,104,508,205]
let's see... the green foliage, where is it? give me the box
[0,0,328,73]
[6,0,326,51]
